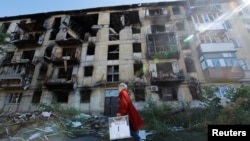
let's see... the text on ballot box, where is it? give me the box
[109,115,131,140]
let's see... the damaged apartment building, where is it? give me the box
[0,0,250,116]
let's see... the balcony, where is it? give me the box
[197,42,236,54]
[44,76,77,90]
[11,32,44,47]
[149,62,185,85]
[147,33,179,59]
[203,67,245,82]
[145,8,171,24]
[0,63,34,89]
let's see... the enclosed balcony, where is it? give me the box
[203,66,244,82]
[146,32,179,59]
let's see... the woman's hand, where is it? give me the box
[116,113,121,116]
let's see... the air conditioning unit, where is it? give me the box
[149,86,159,92]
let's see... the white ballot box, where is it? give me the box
[108,115,131,140]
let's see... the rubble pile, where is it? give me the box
[0,111,110,141]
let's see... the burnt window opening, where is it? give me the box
[45,45,54,58]
[9,93,22,103]
[32,90,42,103]
[110,11,140,34]
[38,63,48,80]
[148,9,164,16]
[134,64,144,78]
[109,28,119,41]
[151,25,166,33]
[0,22,11,33]
[62,48,76,58]
[2,79,21,86]
[132,23,141,34]
[107,65,119,82]
[21,50,35,61]
[2,52,14,63]
[160,87,178,101]
[84,66,93,77]
[185,57,196,72]
[176,22,185,31]
[133,88,145,101]
[81,89,91,103]
[172,6,181,15]
[49,17,61,40]
[133,43,141,53]
[108,45,119,60]
[181,39,190,49]
[67,14,99,40]
[58,67,73,80]
[87,42,95,55]
[55,91,68,103]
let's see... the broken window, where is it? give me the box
[133,88,145,101]
[55,91,68,103]
[148,9,164,16]
[134,64,144,78]
[176,22,185,31]
[87,42,95,55]
[132,23,141,34]
[66,14,99,40]
[110,11,140,35]
[160,87,177,101]
[172,6,181,15]
[108,45,119,60]
[9,93,22,103]
[81,89,91,103]
[185,57,196,72]
[38,63,48,80]
[32,90,42,103]
[107,65,119,82]
[0,22,11,33]
[49,17,61,40]
[109,28,119,41]
[2,52,14,63]
[133,43,141,53]
[84,66,93,77]
[22,50,35,61]
[58,67,73,80]
[62,47,76,58]
[151,25,166,33]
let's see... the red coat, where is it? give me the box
[117,89,144,131]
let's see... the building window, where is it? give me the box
[239,60,249,70]
[58,67,73,80]
[185,57,196,72]
[133,88,145,101]
[55,91,68,103]
[223,20,232,29]
[22,50,35,61]
[176,22,185,31]
[81,89,91,103]
[161,87,177,101]
[84,66,93,77]
[107,65,119,82]
[215,86,232,98]
[32,90,42,103]
[87,42,95,55]
[9,93,22,104]
[133,43,141,53]
[134,64,144,78]
[0,22,11,33]
[151,25,165,33]
[108,45,119,60]
[172,6,180,15]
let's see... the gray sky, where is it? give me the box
[0,0,171,17]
